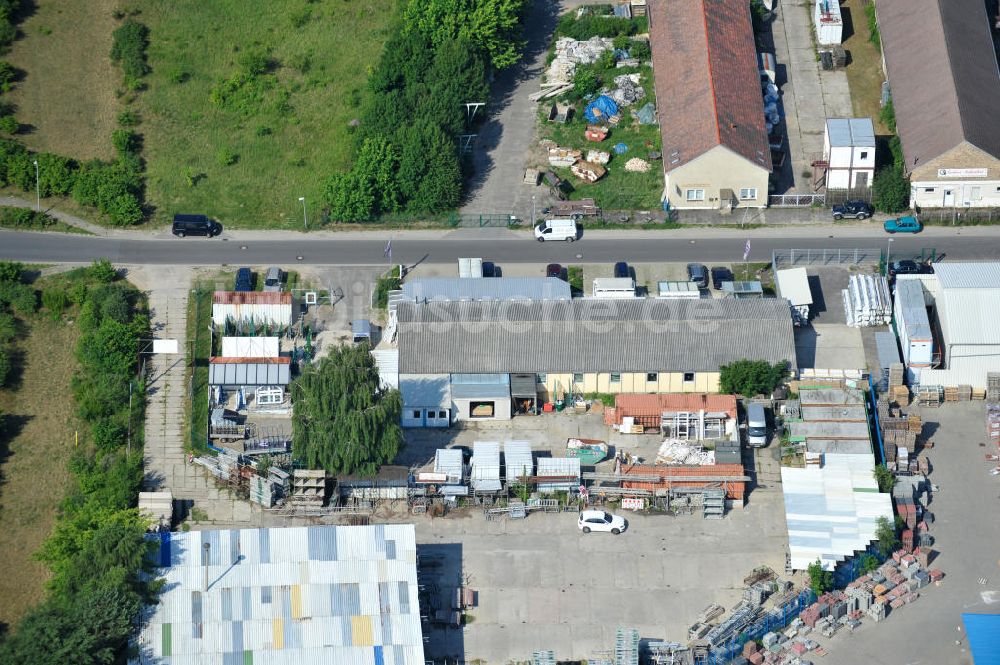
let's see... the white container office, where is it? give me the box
[893,279,934,370]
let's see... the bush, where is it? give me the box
[807,559,834,596]
[0,346,9,387]
[0,60,15,92]
[719,360,788,397]
[573,66,601,98]
[88,258,118,284]
[629,39,650,60]
[874,515,899,557]
[238,48,273,76]
[865,2,880,52]
[110,19,150,83]
[42,288,69,318]
[555,13,646,40]
[111,129,139,156]
[874,464,895,493]
[598,49,616,70]
[0,260,23,283]
[0,113,17,135]
[37,152,77,196]
[0,207,57,230]
[215,147,238,166]
[117,109,139,127]
[872,166,909,213]
[879,99,896,134]
[0,281,36,314]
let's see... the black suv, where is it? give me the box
[687,263,708,288]
[832,201,873,220]
[889,260,934,277]
[172,214,221,237]
[711,266,733,290]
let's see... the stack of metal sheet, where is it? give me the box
[842,273,891,326]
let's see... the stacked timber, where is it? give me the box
[842,274,892,327]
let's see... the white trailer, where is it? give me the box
[894,279,934,372]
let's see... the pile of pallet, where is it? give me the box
[917,385,942,407]
[887,363,908,405]
[943,385,973,402]
[989,373,1000,403]
[842,274,892,327]
[988,404,1000,447]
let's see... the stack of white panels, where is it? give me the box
[842,274,892,327]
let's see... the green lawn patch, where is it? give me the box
[0,206,93,234]
[138,0,396,229]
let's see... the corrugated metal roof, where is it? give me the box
[775,268,813,307]
[434,449,463,482]
[213,291,293,305]
[450,382,510,400]
[826,118,875,148]
[471,441,501,491]
[918,364,996,390]
[131,525,425,665]
[396,299,796,374]
[504,440,533,481]
[510,373,537,398]
[611,393,737,420]
[931,265,1000,346]
[536,457,581,478]
[372,349,399,390]
[402,277,571,302]
[781,454,893,571]
[934,262,1000,289]
[619,463,746,499]
[399,374,450,408]
[208,358,290,385]
[874,332,900,369]
[895,279,932,340]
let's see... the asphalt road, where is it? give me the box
[1,229,997,266]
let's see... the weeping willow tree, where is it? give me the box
[291,344,402,475]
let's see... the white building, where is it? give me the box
[893,279,935,382]
[822,118,875,190]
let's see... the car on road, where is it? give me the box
[172,214,221,238]
[234,267,253,292]
[578,510,627,534]
[614,261,629,279]
[263,266,283,292]
[534,218,578,242]
[832,200,874,220]
[884,216,922,234]
[546,263,563,279]
[889,260,934,276]
[687,263,708,289]
[711,266,733,290]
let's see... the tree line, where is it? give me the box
[324,0,528,222]
[0,260,157,664]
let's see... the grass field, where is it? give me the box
[3,0,119,160]
[841,0,890,135]
[138,0,396,229]
[537,68,663,211]
[0,302,80,629]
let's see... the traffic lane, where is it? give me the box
[0,230,996,265]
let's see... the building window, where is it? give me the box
[412,410,421,419]
[739,188,758,200]
[685,189,705,201]
[923,188,935,193]
[610,372,621,383]
[573,372,584,383]
[683,372,695,382]
[647,372,658,382]
[537,373,547,384]
[860,151,869,160]
[438,410,447,420]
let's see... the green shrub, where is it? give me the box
[42,288,69,318]
[238,48,273,76]
[0,346,9,387]
[255,125,272,137]
[0,280,37,314]
[879,99,896,134]
[0,113,19,134]
[0,260,22,283]
[629,39,650,60]
[573,66,601,98]
[215,147,238,166]
[598,49,616,70]
[88,258,118,284]
[0,207,58,229]
[289,6,312,28]
[865,2,880,52]
[872,166,909,213]
[111,129,139,156]
[555,13,646,40]
[0,60,15,92]
[612,35,630,50]
[719,360,788,397]
[117,109,139,127]
[37,152,77,196]
[807,559,834,596]
[110,19,150,83]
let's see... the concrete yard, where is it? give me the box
[812,402,1000,665]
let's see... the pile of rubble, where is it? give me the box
[546,36,613,85]
[656,440,715,465]
[608,73,646,107]
[624,157,650,172]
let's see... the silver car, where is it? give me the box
[263,267,283,292]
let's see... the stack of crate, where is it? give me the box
[888,364,908,405]
[989,373,1000,403]
[944,386,959,402]
[918,385,942,407]
[957,385,973,401]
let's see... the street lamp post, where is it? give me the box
[885,237,894,276]
[32,159,39,212]
[298,196,308,230]
[531,195,536,227]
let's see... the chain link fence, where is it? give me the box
[772,247,882,270]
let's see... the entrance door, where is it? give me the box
[855,171,868,188]
[943,189,955,206]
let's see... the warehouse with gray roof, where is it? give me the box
[389,298,796,426]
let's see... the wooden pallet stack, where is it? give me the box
[957,385,973,401]
[918,385,943,407]
[988,373,1000,403]
[887,363,908,405]
[944,386,959,402]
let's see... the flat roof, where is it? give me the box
[208,358,290,385]
[402,277,571,302]
[826,118,875,148]
[798,388,865,406]
[131,525,425,664]
[788,420,871,440]
[775,268,813,307]
[800,405,867,421]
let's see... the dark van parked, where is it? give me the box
[172,214,221,237]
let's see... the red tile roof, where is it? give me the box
[649,0,771,172]
[605,393,737,424]
[212,291,292,305]
[619,462,746,499]
[209,357,291,364]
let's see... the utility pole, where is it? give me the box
[298,196,308,230]
[33,159,39,212]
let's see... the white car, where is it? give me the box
[578,510,627,535]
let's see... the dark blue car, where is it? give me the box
[234,267,253,292]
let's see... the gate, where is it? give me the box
[771,247,882,269]
[458,212,515,227]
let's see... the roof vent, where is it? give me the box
[729,123,738,129]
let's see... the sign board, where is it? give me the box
[304,291,317,305]
[622,497,645,511]
[152,339,179,354]
[937,168,988,178]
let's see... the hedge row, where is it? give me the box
[0,139,144,226]
[0,261,156,664]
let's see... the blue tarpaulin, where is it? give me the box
[613,142,629,154]
[584,95,619,123]
[963,614,1000,665]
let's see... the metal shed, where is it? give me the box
[208,357,290,387]
[471,441,502,493]
[434,448,464,484]
[720,281,763,298]
[536,457,581,494]
[503,440,533,484]
[510,373,538,414]
[776,268,813,325]
[211,291,293,327]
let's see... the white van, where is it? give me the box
[534,218,578,242]
[747,402,768,447]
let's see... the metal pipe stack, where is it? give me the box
[842,274,892,327]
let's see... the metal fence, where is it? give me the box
[701,589,817,664]
[917,208,1000,225]
[768,194,825,207]
[825,187,873,206]
[772,247,882,269]
[458,212,515,227]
